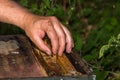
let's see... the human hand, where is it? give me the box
[23,15,74,56]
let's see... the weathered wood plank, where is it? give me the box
[0,35,47,78]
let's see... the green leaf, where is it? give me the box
[43,0,51,8]
[19,0,28,7]
[83,49,98,62]
[73,34,83,51]
[94,69,109,80]
[110,17,118,26]
[30,4,38,13]
[99,45,109,58]
[117,34,120,40]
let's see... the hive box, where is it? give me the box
[0,35,95,80]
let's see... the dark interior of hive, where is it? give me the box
[0,35,93,78]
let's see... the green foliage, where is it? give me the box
[0,23,23,35]
[99,34,120,58]
[99,45,109,59]
[73,34,83,51]
[94,69,109,80]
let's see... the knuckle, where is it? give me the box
[59,33,66,39]
[50,16,57,20]
[42,19,51,26]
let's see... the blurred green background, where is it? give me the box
[0,0,120,80]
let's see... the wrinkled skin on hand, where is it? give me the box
[24,16,74,56]
[0,0,74,56]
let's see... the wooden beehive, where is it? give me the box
[0,35,94,79]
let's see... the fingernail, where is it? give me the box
[68,48,72,53]
[53,50,57,54]
[53,52,56,54]
[58,52,62,56]
[59,54,62,56]
[46,50,51,55]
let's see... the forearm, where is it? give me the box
[0,0,33,29]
